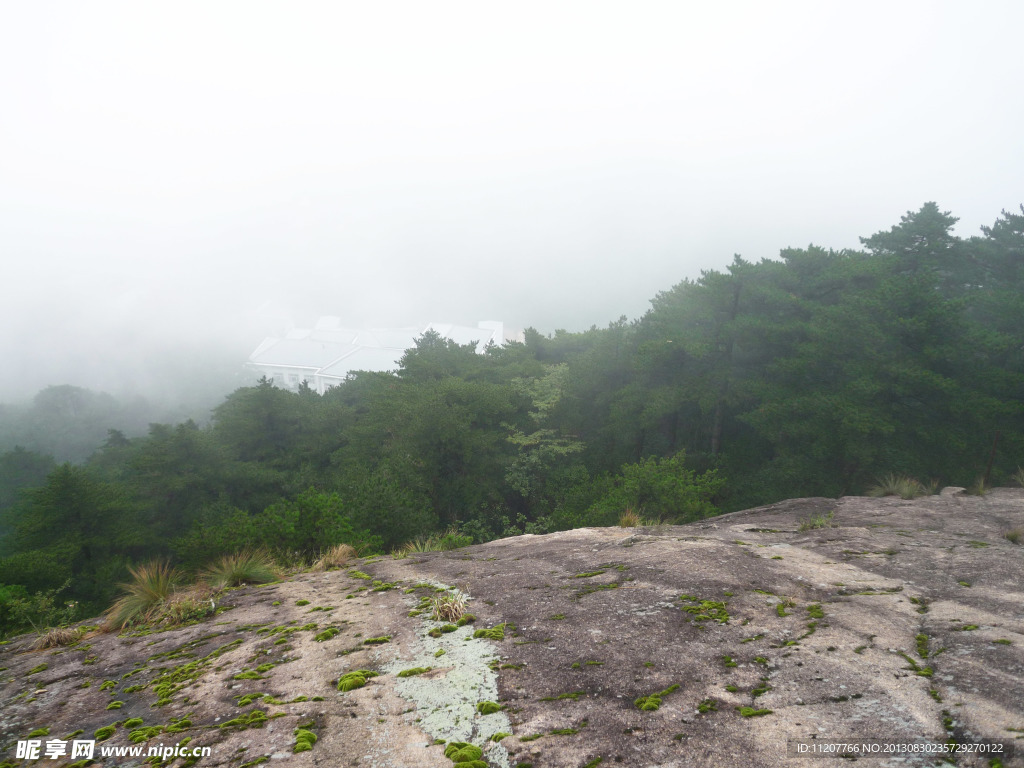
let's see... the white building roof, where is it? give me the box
[247,320,522,392]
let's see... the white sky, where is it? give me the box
[1,1,1022,399]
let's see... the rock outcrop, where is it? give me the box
[2,489,1022,767]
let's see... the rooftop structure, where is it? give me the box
[247,318,522,393]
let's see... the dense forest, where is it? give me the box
[1,203,1021,634]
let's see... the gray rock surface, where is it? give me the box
[2,490,1022,767]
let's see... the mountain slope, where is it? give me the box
[2,489,1022,767]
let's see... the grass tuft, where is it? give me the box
[798,511,835,531]
[618,508,641,527]
[401,526,473,553]
[313,543,356,571]
[33,625,86,649]
[430,591,468,622]
[618,507,660,527]
[966,476,988,496]
[1003,528,1022,546]
[153,583,217,626]
[104,560,178,631]
[204,549,280,589]
[867,474,925,499]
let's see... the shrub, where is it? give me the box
[591,452,723,526]
[867,474,924,499]
[1,580,78,639]
[313,543,356,571]
[1012,467,1024,487]
[203,549,279,589]
[104,560,178,631]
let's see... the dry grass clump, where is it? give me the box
[33,625,86,650]
[618,508,661,527]
[103,561,225,633]
[104,560,179,631]
[152,583,217,626]
[430,591,468,622]
[1004,528,1023,546]
[203,549,280,589]
[867,473,926,499]
[618,508,642,527]
[400,536,431,553]
[313,543,356,571]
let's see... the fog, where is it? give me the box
[2,1,1022,402]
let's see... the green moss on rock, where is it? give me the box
[473,624,506,641]
[445,743,483,762]
[635,684,679,711]
[338,670,379,691]
[679,595,730,624]
[129,725,164,743]
[397,667,433,677]
[220,709,269,730]
[293,728,317,753]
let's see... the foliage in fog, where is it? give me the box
[0,203,1021,631]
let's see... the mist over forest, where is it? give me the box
[5,3,1024,401]
[2,2,1024,640]
[1,201,1022,635]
